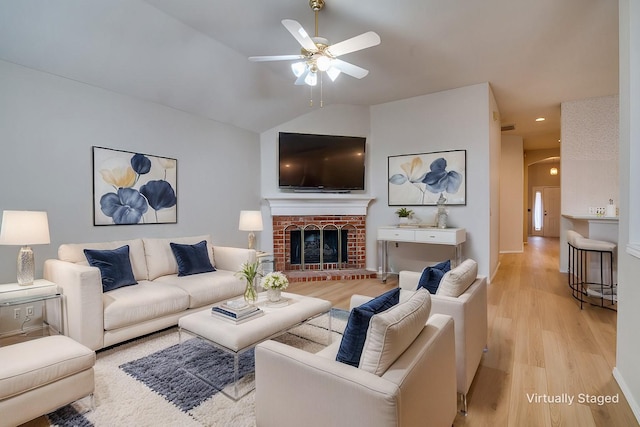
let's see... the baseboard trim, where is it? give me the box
[613,367,640,424]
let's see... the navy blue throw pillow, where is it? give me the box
[417,260,451,294]
[84,245,137,292]
[336,287,401,367]
[170,240,216,277]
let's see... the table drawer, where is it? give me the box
[414,229,457,244]
[377,228,415,241]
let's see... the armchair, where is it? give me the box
[398,264,487,413]
[255,310,457,427]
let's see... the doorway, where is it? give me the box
[532,186,560,237]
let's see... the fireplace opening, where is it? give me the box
[290,229,348,267]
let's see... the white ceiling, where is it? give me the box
[0,0,619,150]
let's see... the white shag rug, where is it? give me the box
[49,309,347,427]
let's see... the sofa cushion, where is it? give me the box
[84,245,137,292]
[0,335,95,400]
[154,270,245,309]
[102,281,190,330]
[336,288,400,367]
[436,259,478,297]
[143,235,214,280]
[170,240,216,276]
[58,238,147,281]
[417,260,450,294]
[359,288,431,376]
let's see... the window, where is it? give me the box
[534,191,543,231]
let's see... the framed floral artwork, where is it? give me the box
[92,146,177,225]
[388,150,466,206]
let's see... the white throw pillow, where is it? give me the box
[436,259,478,297]
[358,288,431,376]
[143,235,214,280]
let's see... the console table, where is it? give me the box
[377,226,466,282]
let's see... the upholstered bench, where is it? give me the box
[0,335,96,427]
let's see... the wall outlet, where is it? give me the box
[26,306,34,316]
[13,308,20,320]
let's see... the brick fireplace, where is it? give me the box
[267,198,377,282]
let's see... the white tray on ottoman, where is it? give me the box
[178,292,332,400]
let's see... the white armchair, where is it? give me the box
[398,264,487,413]
[255,304,457,427]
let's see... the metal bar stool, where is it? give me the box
[566,230,617,310]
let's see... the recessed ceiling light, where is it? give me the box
[535,117,545,122]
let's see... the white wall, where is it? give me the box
[258,84,498,278]
[0,60,260,284]
[500,135,524,252]
[561,95,619,215]
[615,0,640,421]
[370,83,497,278]
[559,95,619,272]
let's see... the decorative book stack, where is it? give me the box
[211,299,264,324]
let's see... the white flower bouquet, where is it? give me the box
[261,271,289,290]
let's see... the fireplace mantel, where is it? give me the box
[266,196,375,216]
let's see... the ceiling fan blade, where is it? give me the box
[249,55,305,62]
[327,31,381,57]
[294,67,310,85]
[331,59,369,79]
[282,19,318,53]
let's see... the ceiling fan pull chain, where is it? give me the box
[320,72,324,107]
[309,85,313,107]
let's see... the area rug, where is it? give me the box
[47,308,348,427]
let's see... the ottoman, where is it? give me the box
[0,335,96,427]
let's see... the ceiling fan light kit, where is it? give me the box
[249,0,380,103]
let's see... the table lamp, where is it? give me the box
[0,210,51,286]
[238,210,263,250]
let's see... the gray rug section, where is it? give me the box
[47,405,93,427]
[120,338,254,412]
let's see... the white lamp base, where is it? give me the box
[17,245,35,286]
[247,231,256,250]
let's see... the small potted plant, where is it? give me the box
[236,260,262,305]
[395,207,414,225]
[260,271,289,302]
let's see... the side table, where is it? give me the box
[0,279,63,345]
[256,251,275,275]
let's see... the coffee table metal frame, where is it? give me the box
[178,293,332,401]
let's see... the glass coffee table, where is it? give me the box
[178,292,332,400]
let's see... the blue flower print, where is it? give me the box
[100,188,149,224]
[422,158,462,194]
[140,180,177,211]
[131,154,151,175]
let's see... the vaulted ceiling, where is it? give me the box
[0,0,619,150]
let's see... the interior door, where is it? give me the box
[543,186,561,237]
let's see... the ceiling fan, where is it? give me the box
[248,0,381,87]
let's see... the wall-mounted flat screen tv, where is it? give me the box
[278,132,366,191]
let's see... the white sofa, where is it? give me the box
[397,261,487,413]
[43,234,255,350]
[255,290,457,427]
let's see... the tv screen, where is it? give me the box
[278,132,366,191]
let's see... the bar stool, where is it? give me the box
[567,230,617,310]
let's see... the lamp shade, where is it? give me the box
[0,211,51,246]
[238,210,263,231]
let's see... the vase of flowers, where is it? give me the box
[236,260,261,305]
[261,271,289,302]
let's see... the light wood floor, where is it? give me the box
[289,236,639,426]
[21,237,638,426]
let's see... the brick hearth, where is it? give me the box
[272,214,376,283]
